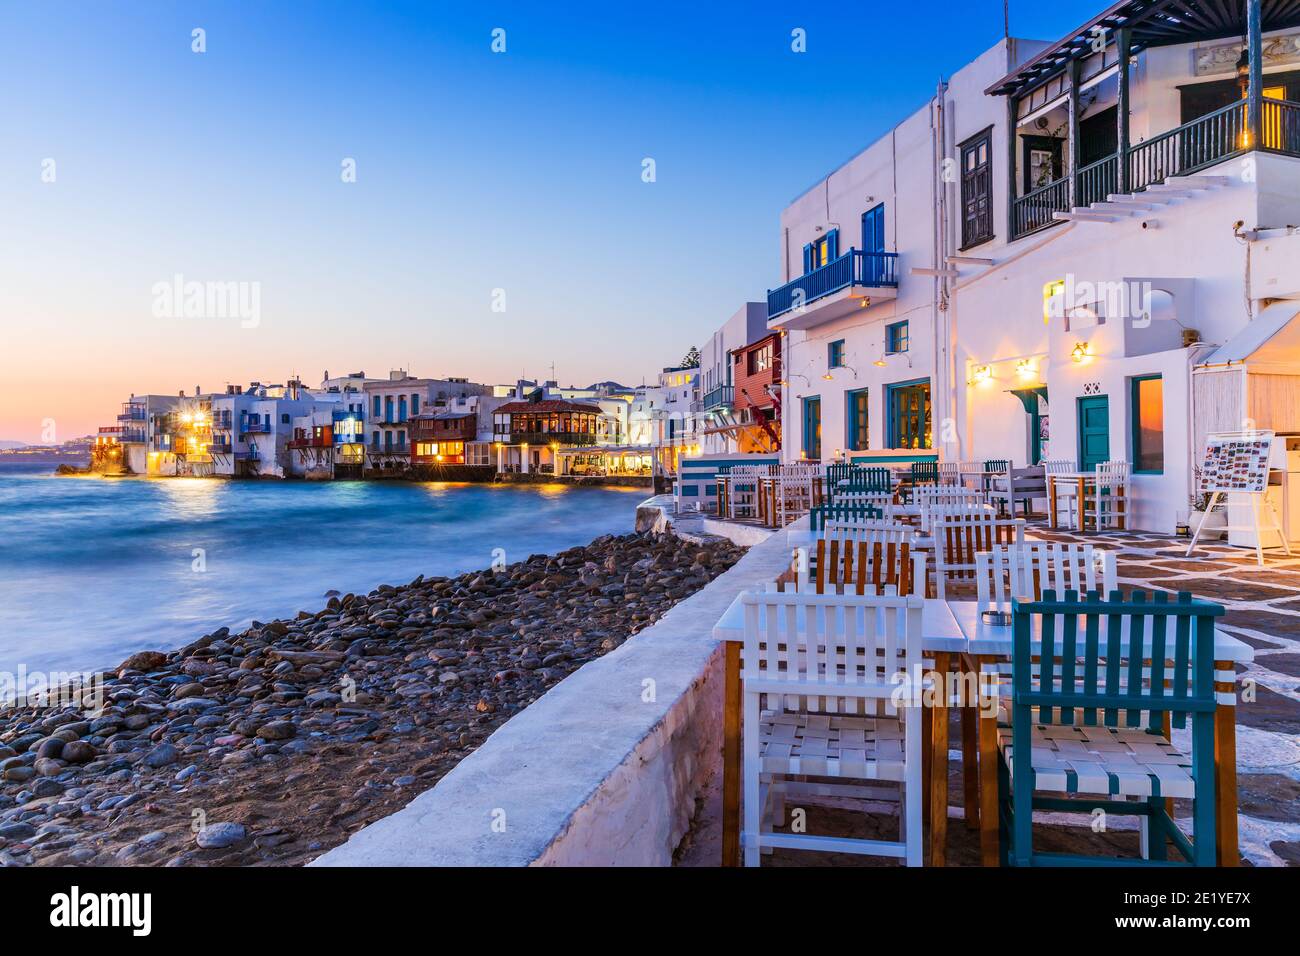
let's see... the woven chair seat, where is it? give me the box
[998,723,1196,799]
[760,711,908,781]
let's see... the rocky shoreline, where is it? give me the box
[0,531,745,866]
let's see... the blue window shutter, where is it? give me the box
[827,228,839,259]
[802,244,812,274]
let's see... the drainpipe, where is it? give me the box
[932,79,956,458]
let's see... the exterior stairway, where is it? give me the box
[1052,175,1229,224]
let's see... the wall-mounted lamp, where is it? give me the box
[971,365,993,385]
[822,365,859,381]
[1016,359,1036,379]
[1071,342,1091,364]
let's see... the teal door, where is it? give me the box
[1077,396,1110,470]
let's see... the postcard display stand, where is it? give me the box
[1187,430,1292,566]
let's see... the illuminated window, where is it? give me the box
[1131,375,1164,473]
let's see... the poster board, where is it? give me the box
[1198,430,1275,495]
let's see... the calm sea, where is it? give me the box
[0,462,643,676]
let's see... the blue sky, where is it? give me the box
[0,0,1102,440]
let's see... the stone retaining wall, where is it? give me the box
[312,509,787,866]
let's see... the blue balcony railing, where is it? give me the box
[702,386,734,411]
[768,249,899,320]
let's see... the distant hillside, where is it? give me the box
[0,440,28,450]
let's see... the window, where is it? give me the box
[828,339,845,369]
[1131,375,1164,473]
[886,321,909,354]
[802,397,822,460]
[887,379,932,449]
[411,395,420,415]
[398,396,408,422]
[802,228,839,273]
[747,343,773,374]
[960,128,994,248]
[372,396,381,418]
[280,414,290,425]
[847,389,869,451]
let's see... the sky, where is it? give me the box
[0,0,1103,443]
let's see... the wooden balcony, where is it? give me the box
[1011,98,1300,240]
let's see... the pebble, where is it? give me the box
[0,532,744,868]
[141,743,179,768]
[195,822,246,849]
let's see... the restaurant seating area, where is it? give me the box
[700,460,1259,867]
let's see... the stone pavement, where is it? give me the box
[676,521,1300,867]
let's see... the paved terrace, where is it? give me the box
[677,522,1300,867]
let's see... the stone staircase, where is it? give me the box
[1052,174,1230,225]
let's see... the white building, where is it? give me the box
[697,302,772,455]
[629,365,702,478]
[362,371,493,474]
[767,0,1300,531]
[114,394,179,475]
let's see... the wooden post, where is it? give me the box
[1247,0,1264,150]
[721,641,741,867]
[1214,679,1239,866]
[1116,27,1131,194]
[1068,59,1082,207]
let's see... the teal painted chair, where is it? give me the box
[809,502,882,532]
[836,466,892,497]
[1000,589,1223,867]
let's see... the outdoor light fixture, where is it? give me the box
[971,365,993,385]
[1072,342,1090,363]
[1236,45,1250,96]
[828,364,860,380]
[1016,359,1036,379]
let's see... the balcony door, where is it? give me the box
[861,204,886,284]
[1022,135,1064,193]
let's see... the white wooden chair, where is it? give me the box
[800,522,925,597]
[1081,460,1130,531]
[932,513,1026,599]
[728,466,767,520]
[938,461,963,486]
[917,498,994,534]
[975,543,1118,611]
[741,590,926,866]
[775,464,821,527]
[1041,459,1078,527]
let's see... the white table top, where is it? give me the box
[713,595,1253,664]
[712,593,966,653]
[786,529,935,551]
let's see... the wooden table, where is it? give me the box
[713,595,1252,867]
[1048,472,1127,531]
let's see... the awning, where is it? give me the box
[1197,300,1300,368]
[1007,386,1049,415]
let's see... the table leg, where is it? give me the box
[962,690,979,831]
[1213,679,1239,867]
[930,652,950,867]
[978,708,1000,866]
[1049,477,1058,530]
[721,641,741,867]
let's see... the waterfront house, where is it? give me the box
[362,372,493,475]
[629,365,702,479]
[114,394,179,475]
[697,303,770,456]
[765,0,1300,531]
[492,393,603,474]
